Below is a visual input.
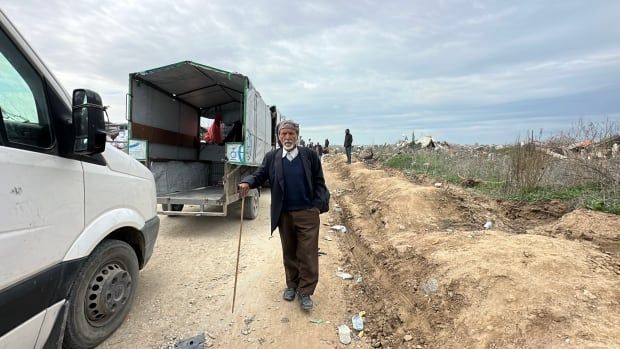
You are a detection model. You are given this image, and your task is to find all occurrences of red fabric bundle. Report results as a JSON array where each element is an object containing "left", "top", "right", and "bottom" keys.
[{"left": 204, "top": 113, "right": 223, "bottom": 144}]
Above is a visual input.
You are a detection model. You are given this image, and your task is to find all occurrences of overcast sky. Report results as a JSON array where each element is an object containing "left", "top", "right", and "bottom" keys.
[{"left": 3, "top": 1, "right": 619, "bottom": 145}]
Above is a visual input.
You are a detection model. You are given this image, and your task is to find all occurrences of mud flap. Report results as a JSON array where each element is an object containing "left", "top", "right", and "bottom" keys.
[{"left": 43, "top": 301, "right": 69, "bottom": 349}]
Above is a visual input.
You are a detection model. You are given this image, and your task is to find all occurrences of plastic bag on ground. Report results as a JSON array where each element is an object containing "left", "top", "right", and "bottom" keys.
[
  {"left": 330, "top": 225, "right": 347, "bottom": 233},
  {"left": 336, "top": 271, "right": 354, "bottom": 280}
]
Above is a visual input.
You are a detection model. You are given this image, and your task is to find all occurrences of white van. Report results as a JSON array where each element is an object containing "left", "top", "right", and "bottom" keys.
[{"left": 0, "top": 10, "right": 159, "bottom": 349}]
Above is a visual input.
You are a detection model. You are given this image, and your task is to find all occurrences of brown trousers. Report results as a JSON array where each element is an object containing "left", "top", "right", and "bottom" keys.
[{"left": 278, "top": 207, "right": 320, "bottom": 295}]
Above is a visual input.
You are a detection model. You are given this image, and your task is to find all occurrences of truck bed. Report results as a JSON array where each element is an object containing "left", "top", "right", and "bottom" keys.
[{"left": 157, "top": 186, "right": 225, "bottom": 206}]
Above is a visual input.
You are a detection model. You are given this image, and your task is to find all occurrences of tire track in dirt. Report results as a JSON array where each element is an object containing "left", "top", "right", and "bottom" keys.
[{"left": 325, "top": 159, "right": 441, "bottom": 348}]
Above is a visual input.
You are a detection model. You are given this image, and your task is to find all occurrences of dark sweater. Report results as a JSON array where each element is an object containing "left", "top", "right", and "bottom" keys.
[
  {"left": 240, "top": 146, "right": 330, "bottom": 233},
  {"left": 282, "top": 156, "right": 312, "bottom": 211}
]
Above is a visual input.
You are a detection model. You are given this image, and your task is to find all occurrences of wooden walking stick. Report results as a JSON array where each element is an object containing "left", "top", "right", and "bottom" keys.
[{"left": 232, "top": 197, "right": 245, "bottom": 313}]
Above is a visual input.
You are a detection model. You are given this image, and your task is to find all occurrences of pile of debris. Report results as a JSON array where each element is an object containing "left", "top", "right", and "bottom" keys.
[
  {"left": 544, "top": 135, "right": 620, "bottom": 159},
  {"left": 353, "top": 136, "right": 450, "bottom": 163},
  {"left": 353, "top": 133, "right": 620, "bottom": 164}
]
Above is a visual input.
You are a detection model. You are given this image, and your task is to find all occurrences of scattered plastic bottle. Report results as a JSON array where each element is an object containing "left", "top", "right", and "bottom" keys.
[
  {"left": 338, "top": 324, "right": 352, "bottom": 345},
  {"left": 352, "top": 313, "right": 364, "bottom": 331}
]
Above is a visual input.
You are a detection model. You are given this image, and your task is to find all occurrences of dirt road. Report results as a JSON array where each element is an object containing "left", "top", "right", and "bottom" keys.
[
  {"left": 100, "top": 190, "right": 368, "bottom": 348},
  {"left": 100, "top": 154, "right": 620, "bottom": 348}
]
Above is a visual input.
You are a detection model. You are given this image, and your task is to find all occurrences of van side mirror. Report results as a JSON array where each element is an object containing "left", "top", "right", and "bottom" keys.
[{"left": 72, "top": 89, "right": 106, "bottom": 154}]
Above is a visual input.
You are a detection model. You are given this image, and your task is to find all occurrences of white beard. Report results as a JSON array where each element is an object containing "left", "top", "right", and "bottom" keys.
[{"left": 283, "top": 143, "right": 296, "bottom": 151}]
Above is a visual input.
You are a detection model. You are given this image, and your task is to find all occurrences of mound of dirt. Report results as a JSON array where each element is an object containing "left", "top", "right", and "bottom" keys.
[
  {"left": 529, "top": 208, "right": 620, "bottom": 256},
  {"left": 323, "top": 156, "right": 620, "bottom": 348}
]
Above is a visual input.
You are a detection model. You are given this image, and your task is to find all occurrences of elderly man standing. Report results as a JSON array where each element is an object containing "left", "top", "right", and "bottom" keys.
[{"left": 238, "top": 120, "right": 330, "bottom": 311}]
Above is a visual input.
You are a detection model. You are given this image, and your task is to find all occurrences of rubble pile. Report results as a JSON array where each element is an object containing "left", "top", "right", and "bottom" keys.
[{"left": 352, "top": 134, "right": 620, "bottom": 165}]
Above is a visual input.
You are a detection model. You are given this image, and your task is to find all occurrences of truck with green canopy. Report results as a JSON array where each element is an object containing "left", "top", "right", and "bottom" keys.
[{"left": 127, "top": 61, "right": 281, "bottom": 218}]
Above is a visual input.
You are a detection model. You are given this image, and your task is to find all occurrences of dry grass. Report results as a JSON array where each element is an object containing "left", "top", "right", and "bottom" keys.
[
  {"left": 505, "top": 134, "right": 550, "bottom": 194},
  {"left": 379, "top": 120, "right": 620, "bottom": 213}
]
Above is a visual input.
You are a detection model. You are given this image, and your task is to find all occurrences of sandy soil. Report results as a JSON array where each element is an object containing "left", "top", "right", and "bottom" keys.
[
  {"left": 324, "top": 154, "right": 620, "bottom": 349},
  {"left": 100, "top": 191, "right": 370, "bottom": 348},
  {"left": 100, "top": 153, "right": 619, "bottom": 348}
]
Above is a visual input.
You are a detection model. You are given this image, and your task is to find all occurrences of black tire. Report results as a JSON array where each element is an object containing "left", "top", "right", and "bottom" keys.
[
  {"left": 63, "top": 240, "right": 139, "bottom": 349},
  {"left": 162, "top": 204, "right": 184, "bottom": 216},
  {"left": 243, "top": 195, "right": 259, "bottom": 220}
]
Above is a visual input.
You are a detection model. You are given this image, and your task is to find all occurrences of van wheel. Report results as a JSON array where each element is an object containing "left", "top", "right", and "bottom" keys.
[
  {"left": 162, "top": 204, "right": 184, "bottom": 216},
  {"left": 243, "top": 195, "right": 259, "bottom": 220},
  {"left": 63, "top": 240, "right": 139, "bottom": 349}
]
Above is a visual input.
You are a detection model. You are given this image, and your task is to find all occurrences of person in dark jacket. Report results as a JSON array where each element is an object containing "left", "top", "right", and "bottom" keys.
[
  {"left": 344, "top": 129, "right": 353, "bottom": 164},
  {"left": 323, "top": 138, "right": 330, "bottom": 154},
  {"left": 238, "top": 120, "right": 330, "bottom": 311}
]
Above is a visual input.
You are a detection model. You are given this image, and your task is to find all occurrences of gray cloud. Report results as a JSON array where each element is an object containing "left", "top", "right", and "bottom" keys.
[{"left": 3, "top": 0, "right": 619, "bottom": 145}]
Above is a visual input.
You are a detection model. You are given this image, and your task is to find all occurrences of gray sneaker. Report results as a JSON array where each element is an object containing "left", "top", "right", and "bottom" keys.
[
  {"left": 298, "top": 293, "right": 313, "bottom": 310},
  {"left": 283, "top": 288, "right": 296, "bottom": 301}
]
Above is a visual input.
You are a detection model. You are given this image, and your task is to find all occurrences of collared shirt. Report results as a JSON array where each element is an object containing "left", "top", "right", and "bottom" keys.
[{"left": 282, "top": 146, "right": 299, "bottom": 161}]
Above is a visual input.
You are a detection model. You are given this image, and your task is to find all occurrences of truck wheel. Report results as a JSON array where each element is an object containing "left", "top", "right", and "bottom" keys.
[
  {"left": 63, "top": 240, "right": 139, "bottom": 349},
  {"left": 243, "top": 195, "right": 259, "bottom": 220},
  {"left": 162, "top": 204, "right": 184, "bottom": 216}
]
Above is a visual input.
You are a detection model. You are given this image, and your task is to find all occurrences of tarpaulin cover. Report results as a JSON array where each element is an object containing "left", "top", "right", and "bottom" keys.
[
  {"left": 133, "top": 61, "right": 245, "bottom": 108},
  {"left": 243, "top": 81, "right": 271, "bottom": 165}
]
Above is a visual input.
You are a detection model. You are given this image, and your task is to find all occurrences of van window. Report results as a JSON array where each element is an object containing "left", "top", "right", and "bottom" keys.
[{"left": 0, "top": 28, "right": 53, "bottom": 149}]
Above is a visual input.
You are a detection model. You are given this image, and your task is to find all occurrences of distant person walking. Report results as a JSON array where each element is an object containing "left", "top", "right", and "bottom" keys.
[
  {"left": 238, "top": 120, "right": 330, "bottom": 311},
  {"left": 344, "top": 129, "right": 353, "bottom": 164}
]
